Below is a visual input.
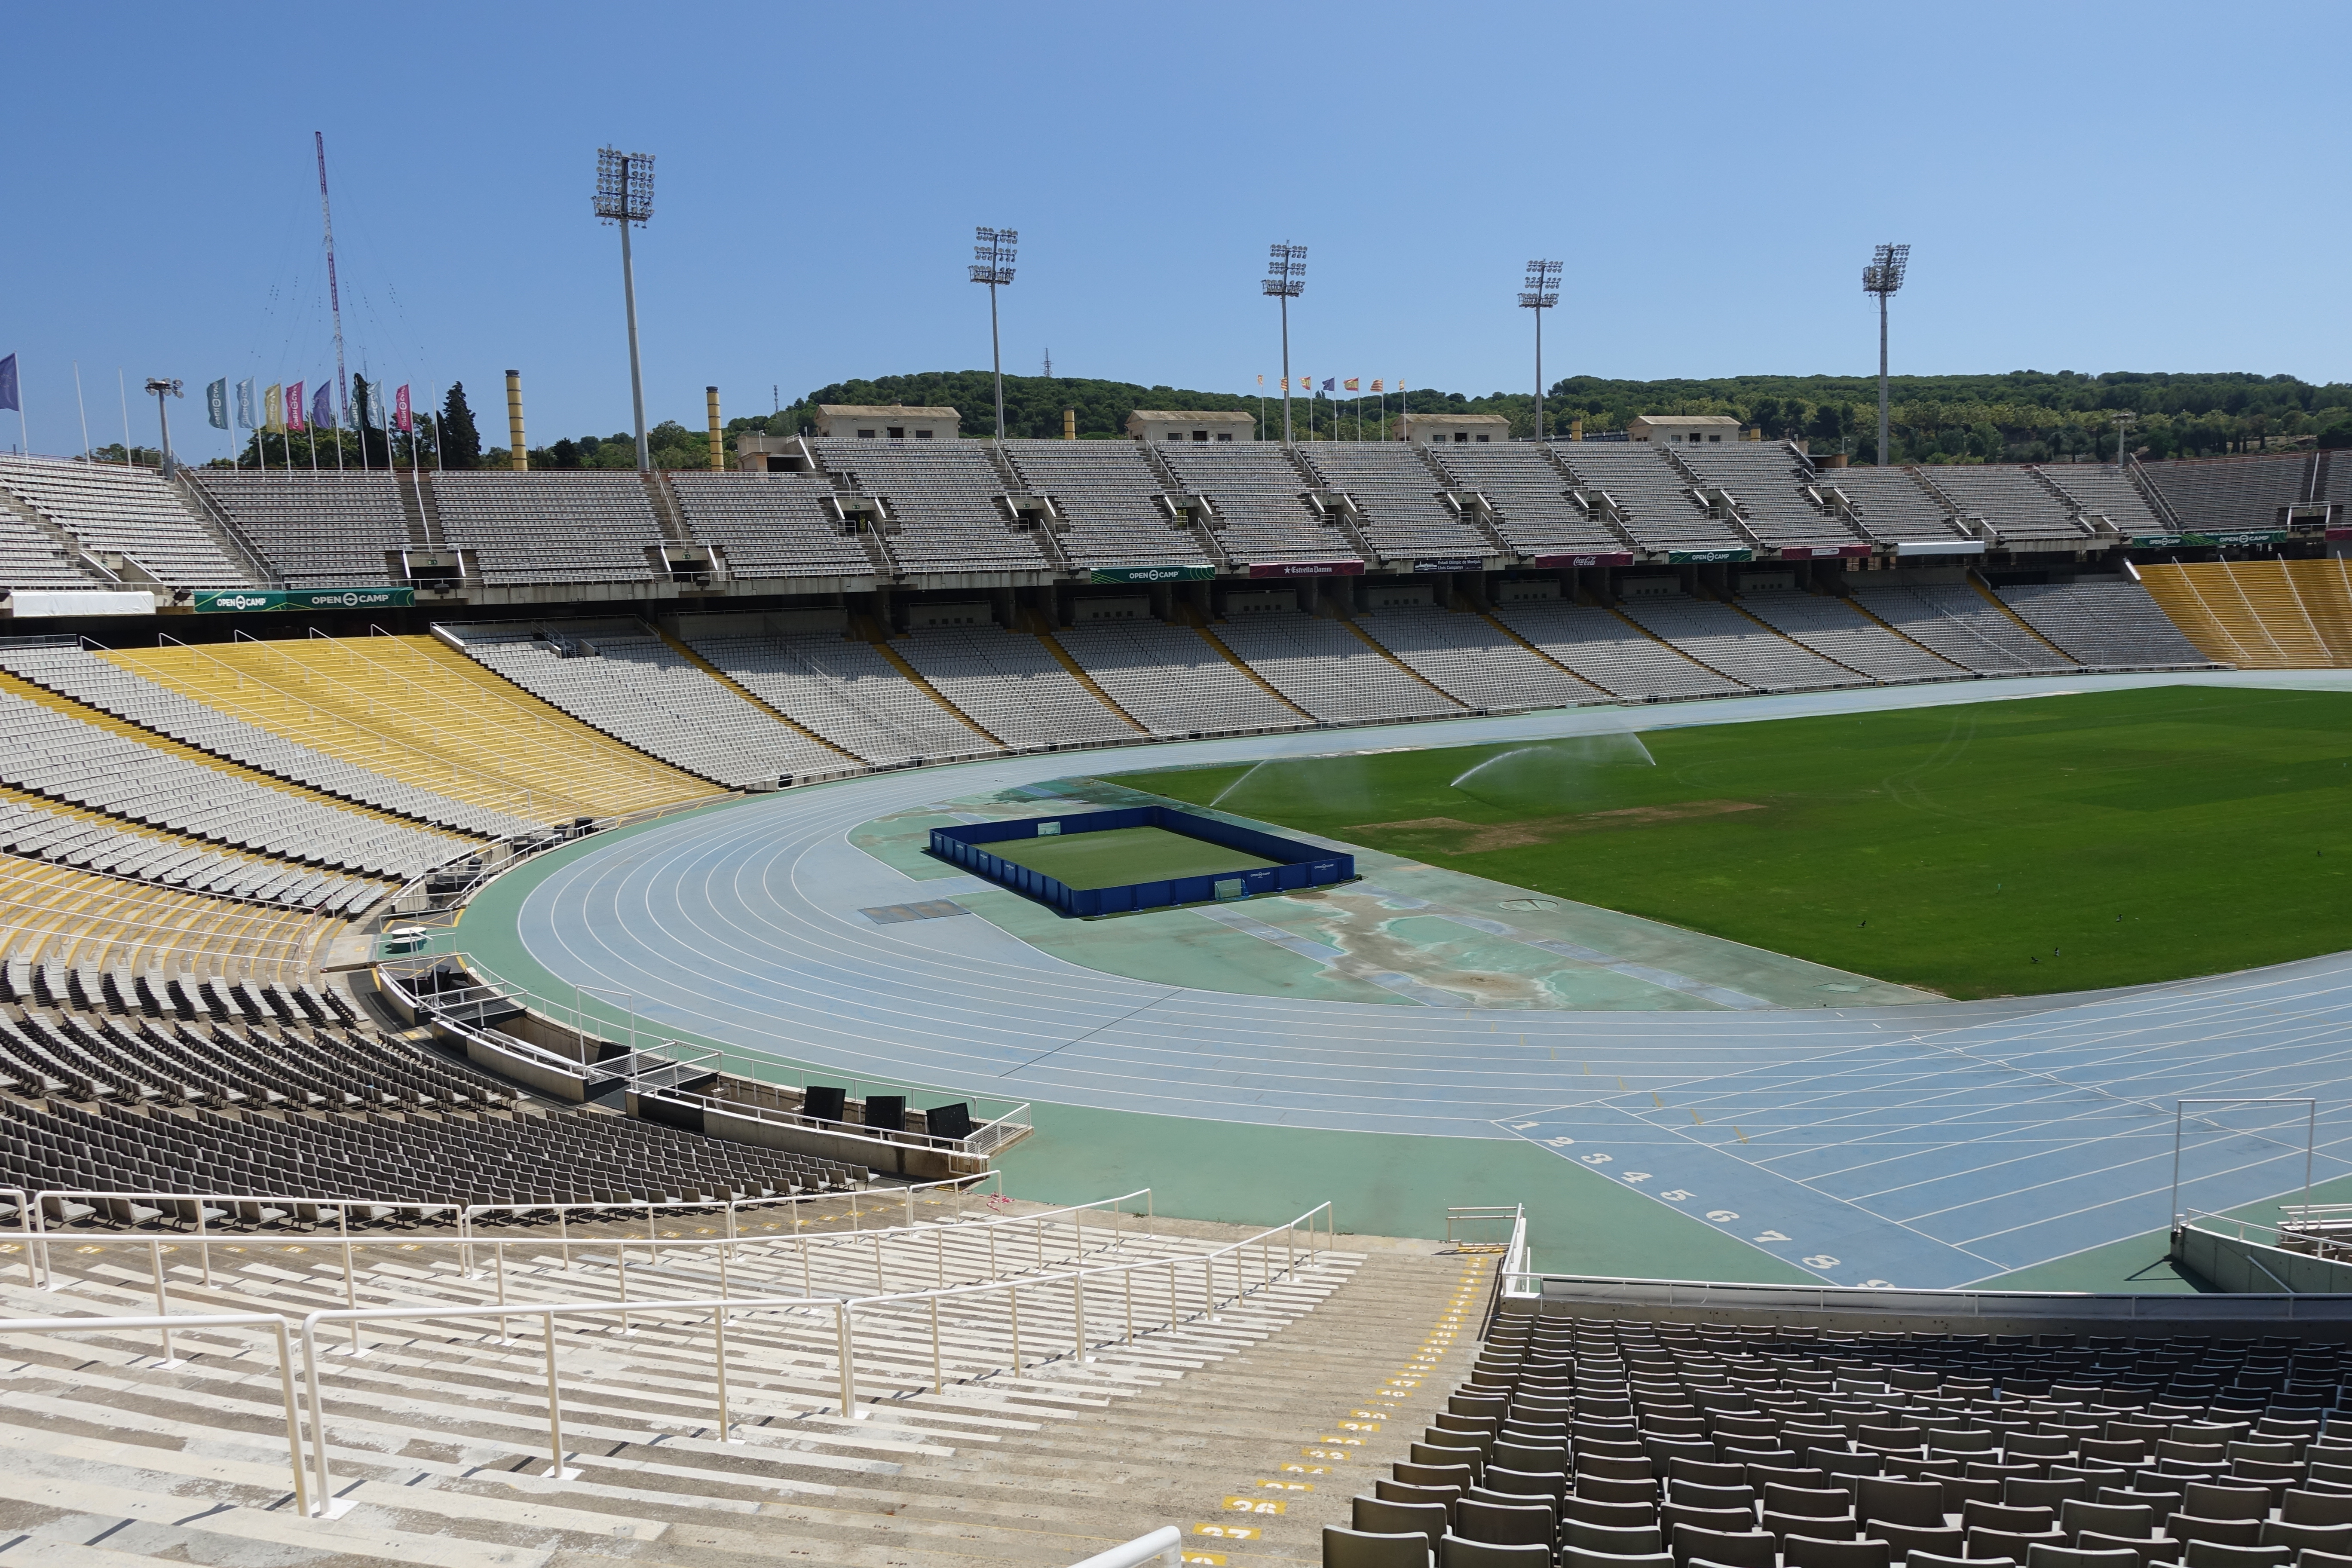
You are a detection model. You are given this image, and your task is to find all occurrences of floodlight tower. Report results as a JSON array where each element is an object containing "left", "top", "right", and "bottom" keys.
[
  {"left": 971, "top": 227, "right": 1017, "bottom": 438},
  {"left": 594, "top": 147, "right": 657, "bottom": 471},
  {"left": 144, "top": 378, "right": 183, "bottom": 475},
  {"left": 2113, "top": 410, "right": 2137, "bottom": 466},
  {"left": 1264, "top": 243, "right": 1306, "bottom": 442},
  {"left": 1520, "top": 260, "right": 1562, "bottom": 441},
  {"left": 1862, "top": 242, "right": 1910, "bottom": 467}
]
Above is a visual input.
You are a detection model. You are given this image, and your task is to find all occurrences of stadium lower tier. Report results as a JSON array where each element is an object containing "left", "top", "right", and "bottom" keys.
[{"left": 1329, "top": 1303, "right": 2352, "bottom": 1568}]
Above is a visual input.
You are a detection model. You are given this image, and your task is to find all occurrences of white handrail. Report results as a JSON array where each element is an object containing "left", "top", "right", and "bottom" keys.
[{"left": 1068, "top": 1526, "right": 1180, "bottom": 1568}]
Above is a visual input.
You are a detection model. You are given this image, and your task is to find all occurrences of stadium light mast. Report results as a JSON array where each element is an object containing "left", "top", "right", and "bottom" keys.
[
  {"left": 144, "top": 377, "right": 182, "bottom": 475},
  {"left": 1264, "top": 243, "right": 1306, "bottom": 443},
  {"left": 594, "top": 147, "right": 657, "bottom": 471},
  {"left": 971, "top": 227, "right": 1017, "bottom": 439},
  {"left": 1862, "top": 242, "right": 1910, "bottom": 467},
  {"left": 2113, "top": 410, "right": 2137, "bottom": 466},
  {"left": 1520, "top": 259, "right": 1561, "bottom": 441}
]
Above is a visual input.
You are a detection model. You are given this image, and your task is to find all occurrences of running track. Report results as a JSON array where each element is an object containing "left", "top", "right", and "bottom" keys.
[{"left": 504, "top": 671, "right": 2352, "bottom": 1289}]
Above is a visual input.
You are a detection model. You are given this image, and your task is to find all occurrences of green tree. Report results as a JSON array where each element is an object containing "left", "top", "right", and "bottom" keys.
[{"left": 441, "top": 383, "right": 483, "bottom": 468}]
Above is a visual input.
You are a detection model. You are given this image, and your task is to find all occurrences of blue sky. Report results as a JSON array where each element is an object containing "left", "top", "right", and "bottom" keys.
[{"left": 4, "top": 2, "right": 2346, "bottom": 459}]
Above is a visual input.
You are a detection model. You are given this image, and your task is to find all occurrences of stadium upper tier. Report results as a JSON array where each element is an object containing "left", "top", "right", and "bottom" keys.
[{"left": 0, "top": 447, "right": 2340, "bottom": 597}]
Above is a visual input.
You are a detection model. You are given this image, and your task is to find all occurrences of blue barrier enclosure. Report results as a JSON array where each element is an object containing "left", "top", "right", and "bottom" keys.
[{"left": 929, "top": 805, "right": 1354, "bottom": 917}]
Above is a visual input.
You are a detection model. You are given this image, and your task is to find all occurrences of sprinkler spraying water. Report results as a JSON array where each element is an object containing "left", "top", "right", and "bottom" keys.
[{"left": 1449, "top": 734, "right": 1656, "bottom": 813}]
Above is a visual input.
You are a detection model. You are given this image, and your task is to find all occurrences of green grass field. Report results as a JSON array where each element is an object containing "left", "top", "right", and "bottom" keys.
[
  {"left": 983, "top": 824, "right": 1282, "bottom": 890},
  {"left": 1110, "top": 686, "right": 2352, "bottom": 998}
]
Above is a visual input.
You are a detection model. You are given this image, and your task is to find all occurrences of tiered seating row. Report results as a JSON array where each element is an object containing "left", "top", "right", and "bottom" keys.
[
  {"left": 0, "top": 457, "right": 252, "bottom": 586},
  {"left": 1618, "top": 597, "right": 1869, "bottom": 692},
  {"left": 2139, "top": 455, "right": 2314, "bottom": 533},
  {"left": 1997, "top": 582, "right": 2217, "bottom": 669},
  {"left": 0, "top": 795, "right": 379, "bottom": 914},
  {"left": 1210, "top": 612, "right": 1467, "bottom": 722},
  {"left": 460, "top": 632, "right": 851, "bottom": 788},
  {"left": 1494, "top": 602, "right": 1748, "bottom": 701},
  {"left": 998, "top": 440, "right": 1214, "bottom": 569},
  {"left": 2037, "top": 466, "right": 2168, "bottom": 536},
  {"left": 0, "top": 643, "right": 529, "bottom": 836},
  {"left": 891, "top": 626, "right": 1141, "bottom": 749},
  {"left": 1355, "top": 608, "right": 1604, "bottom": 712},
  {"left": 1552, "top": 444, "right": 1744, "bottom": 551},
  {"left": 1678, "top": 445, "right": 1869, "bottom": 553},
  {"left": 1917, "top": 467, "right": 2090, "bottom": 545},
  {"left": 1851, "top": 585, "right": 2078, "bottom": 676},
  {"left": 1053, "top": 619, "right": 1309, "bottom": 736},
  {"left": 1334, "top": 1304, "right": 2352, "bottom": 1568},
  {"left": 1299, "top": 444, "right": 1494, "bottom": 560},
  {"left": 1158, "top": 441, "right": 1357, "bottom": 564},
  {"left": 1734, "top": 593, "right": 1966, "bottom": 684},
  {"left": 2135, "top": 560, "right": 2352, "bottom": 668},
  {"left": 0, "top": 689, "right": 475, "bottom": 878},
  {"left": 0, "top": 857, "right": 336, "bottom": 980},
  {"left": 810, "top": 438, "right": 1049, "bottom": 571},
  {"left": 667, "top": 470, "right": 873, "bottom": 579},
  {"left": 188, "top": 470, "right": 411, "bottom": 585},
  {"left": 689, "top": 631, "right": 997, "bottom": 766},
  {"left": 432, "top": 471, "right": 665, "bottom": 584}
]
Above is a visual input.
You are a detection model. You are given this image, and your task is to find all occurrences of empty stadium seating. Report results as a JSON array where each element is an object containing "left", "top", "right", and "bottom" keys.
[
  {"left": 1677, "top": 445, "right": 1871, "bottom": 554},
  {"left": 189, "top": 469, "right": 414, "bottom": 585},
  {"left": 2037, "top": 465, "right": 2169, "bottom": 537},
  {"left": 431, "top": 471, "right": 667, "bottom": 584},
  {"left": 688, "top": 627, "right": 999, "bottom": 765},
  {"left": 0, "top": 687, "right": 475, "bottom": 879},
  {"left": 1428, "top": 444, "right": 1632, "bottom": 555},
  {"left": 0, "top": 856, "right": 339, "bottom": 980},
  {"left": 0, "top": 793, "right": 380, "bottom": 914},
  {"left": 812, "top": 438, "right": 1052, "bottom": 572},
  {"left": 1298, "top": 444, "right": 1497, "bottom": 562},
  {"left": 1354, "top": 606, "right": 1604, "bottom": 711},
  {"left": 1209, "top": 611, "right": 1467, "bottom": 722},
  {"left": 1392, "top": 1298, "right": 2352, "bottom": 1568},
  {"left": 455, "top": 627, "right": 856, "bottom": 787},
  {"left": 2137, "top": 560, "right": 2352, "bottom": 667},
  {"left": 1617, "top": 595, "right": 1869, "bottom": 692},
  {"left": 0, "top": 457, "right": 254, "bottom": 586},
  {"left": 998, "top": 440, "right": 1216, "bottom": 569},
  {"left": 106, "top": 635, "right": 720, "bottom": 822},
  {"left": 0, "top": 496, "right": 103, "bottom": 588},
  {"left": 1552, "top": 444, "right": 1746, "bottom": 552},
  {"left": 0, "top": 641, "right": 530, "bottom": 836},
  {"left": 1996, "top": 581, "right": 2216, "bottom": 669},
  {"left": 1159, "top": 441, "right": 1363, "bottom": 564},
  {"left": 2139, "top": 454, "right": 2315, "bottom": 533},
  {"left": 1734, "top": 592, "right": 1967, "bottom": 683},
  {"left": 665, "top": 469, "right": 876, "bottom": 581},
  {"left": 1492, "top": 600, "right": 1748, "bottom": 701},
  {"left": 1052, "top": 617, "right": 1308, "bottom": 736},
  {"left": 1851, "top": 583, "right": 2079, "bottom": 675},
  {"left": 1915, "top": 467, "right": 2095, "bottom": 547},
  {"left": 891, "top": 625, "right": 1142, "bottom": 749},
  {"left": 1825, "top": 468, "right": 1971, "bottom": 544}
]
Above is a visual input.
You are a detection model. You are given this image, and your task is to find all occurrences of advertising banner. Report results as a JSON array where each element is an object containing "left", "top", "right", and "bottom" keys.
[
  {"left": 1665, "top": 548, "right": 1754, "bottom": 564},
  {"left": 194, "top": 587, "right": 416, "bottom": 614},
  {"left": 1527, "top": 551, "right": 1635, "bottom": 568},
  {"left": 1246, "top": 560, "right": 1366, "bottom": 578},
  {"left": 1410, "top": 557, "right": 1485, "bottom": 574},
  {"left": 1777, "top": 544, "right": 1872, "bottom": 560},
  {"left": 1087, "top": 564, "right": 1216, "bottom": 584}
]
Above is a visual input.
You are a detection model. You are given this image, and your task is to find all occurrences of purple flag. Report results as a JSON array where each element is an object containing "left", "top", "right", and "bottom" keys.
[
  {"left": 312, "top": 381, "right": 334, "bottom": 430},
  {"left": 0, "top": 353, "right": 18, "bottom": 413},
  {"left": 1321, "top": 377, "right": 1335, "bottom": 392}
]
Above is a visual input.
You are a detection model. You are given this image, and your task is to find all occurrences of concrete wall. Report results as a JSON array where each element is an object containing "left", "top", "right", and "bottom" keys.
[{"left": 2176, "top": 1224, "right": 2352, "bottom": 1294}]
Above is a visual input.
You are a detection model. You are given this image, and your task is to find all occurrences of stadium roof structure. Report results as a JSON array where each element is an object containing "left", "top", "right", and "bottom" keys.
[{"left": 818, "top": 404, "right": 960, "bottom": 420}]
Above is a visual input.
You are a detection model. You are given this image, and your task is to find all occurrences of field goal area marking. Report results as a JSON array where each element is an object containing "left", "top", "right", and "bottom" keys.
[{"left": 2169, "top": 1096, "right": 2315, "bottom": 1229}]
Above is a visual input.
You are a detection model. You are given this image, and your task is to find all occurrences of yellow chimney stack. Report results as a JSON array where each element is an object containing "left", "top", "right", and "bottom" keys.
[
  {"left": 505, "top": 369, "right": 527, "bottom": 469},
  {"left": 707, "top": 386, "right": 724, "bottom": 470},
  {"left": 1063, "top": 408, "right": 1076, "bottom": 441}
]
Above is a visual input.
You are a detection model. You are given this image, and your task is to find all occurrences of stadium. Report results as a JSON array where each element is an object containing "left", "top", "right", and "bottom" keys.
[{"left": 6, "top": 34, "right": 2352, "bottom": 1568}]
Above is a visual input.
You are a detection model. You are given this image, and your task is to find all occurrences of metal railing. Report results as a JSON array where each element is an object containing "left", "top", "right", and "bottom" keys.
[
  {"left": 1071, "top": 1527, "right": 1180, "bottom": 1568},
  {"left": 1498, "top": 1267, "right": 2352, "bottom": 1323},
  {"left": 0, "top": 1194, "right": 1334, "bottom": 1520}
]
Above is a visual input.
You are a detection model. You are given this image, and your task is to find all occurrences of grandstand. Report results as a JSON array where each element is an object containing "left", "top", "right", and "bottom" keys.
[
  {"left": 0, "top": 456, "right": 254, "bottom": 586},
  {"left": 891, "top": 622, "right": 1142, "bottom": 748},
  {"left": 1616, "top": 593, "right": 1869, "bottom": 692},
  {"left": 998, "top": 438, "right": 1217, "bottom": 570},
  {"left": 666, "top": 469, "right": 876, "bottom": 582},
  {"left": 2139, "top": 558, "right": 2352, "bottom": 667},
  {"left": 1208, "top": 609, "right": 1467, "bottom": 721},
  {"left": 686, "top": 619, "right": 999, "bottom": 764},
  {"left": 449, "top": 624, "right": 856, "bottom": 787},
  {"left": 188, "top": 469, "right": 416, "bottom": 585},
  {"left": 2139, "top": 452, "right": 2318, "bottom": 533},
  {"left": 1354, "top": 601, "right": 1605, "bottom": 712},
  {"left": 1492, "top": 597, "right": 1749, "bottom": 700},
  {"left": 1054, "top": 615, "right": 1309, "bottom": 735},
  {"left": 1850, "top": 580, "right": 2079, "bottom": 674},
  {"left": 1158, "top": 440, "right": 1362, "bottom": 565},
  {"left": 1296, "top": 443, "right": 1497, "bottom": 563},
  {"left": 1825, "top": 466, "right": 1973, "bottom": 546},
  {"left": 1551, "top": 443, "right": 1748, "bottom": 553},
  {"left": 812, "top": 436, "right": 1054, "bottom": 573},
  {"left": 1675, "top": 443, "right": 1872, "bottom": 555},
  {"left": 1427, "top": 442, "right": 1632, "bottom": 557},
  {"left": 2039, "top": 462, "right": 2170, "bottom": 537},
  {"left": 1914, "top": 465, "right": 2098, "bottom": 549},
  {"left": 1996, "top": 579, "right": 2217, "bottom": 669},
  {"left": 1733, "top": 590, "right": 1966, "bottom": 683}
]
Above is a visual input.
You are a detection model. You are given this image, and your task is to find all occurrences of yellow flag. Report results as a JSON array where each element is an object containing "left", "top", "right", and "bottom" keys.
[
  {"left": 263, "top": 384, "right": 284, "bottom": 433},
  {"left": 1372, "top": 380, "right": 1384, "bottom": 392}
]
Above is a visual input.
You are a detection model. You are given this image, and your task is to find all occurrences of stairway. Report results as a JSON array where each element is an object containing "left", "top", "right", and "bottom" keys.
[{"left": 0, "top": 1206, "right": 1446, "bottom": 1568}]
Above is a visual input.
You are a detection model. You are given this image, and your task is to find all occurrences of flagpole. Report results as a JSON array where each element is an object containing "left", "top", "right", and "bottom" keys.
[
  {"left": 117, "top": 370, "right": 134, "bottom": 469},
  {"left": 73, "top": 363, "right": 91, "bottom": 460}
]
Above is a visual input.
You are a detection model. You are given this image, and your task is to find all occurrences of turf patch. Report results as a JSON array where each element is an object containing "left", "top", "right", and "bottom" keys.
[
  {"left": 980, "top": 823, "right": 1283, "bottom": 890},
  {"left": 1108, "top": 685, "right": 2352, "bottom": 999}
]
